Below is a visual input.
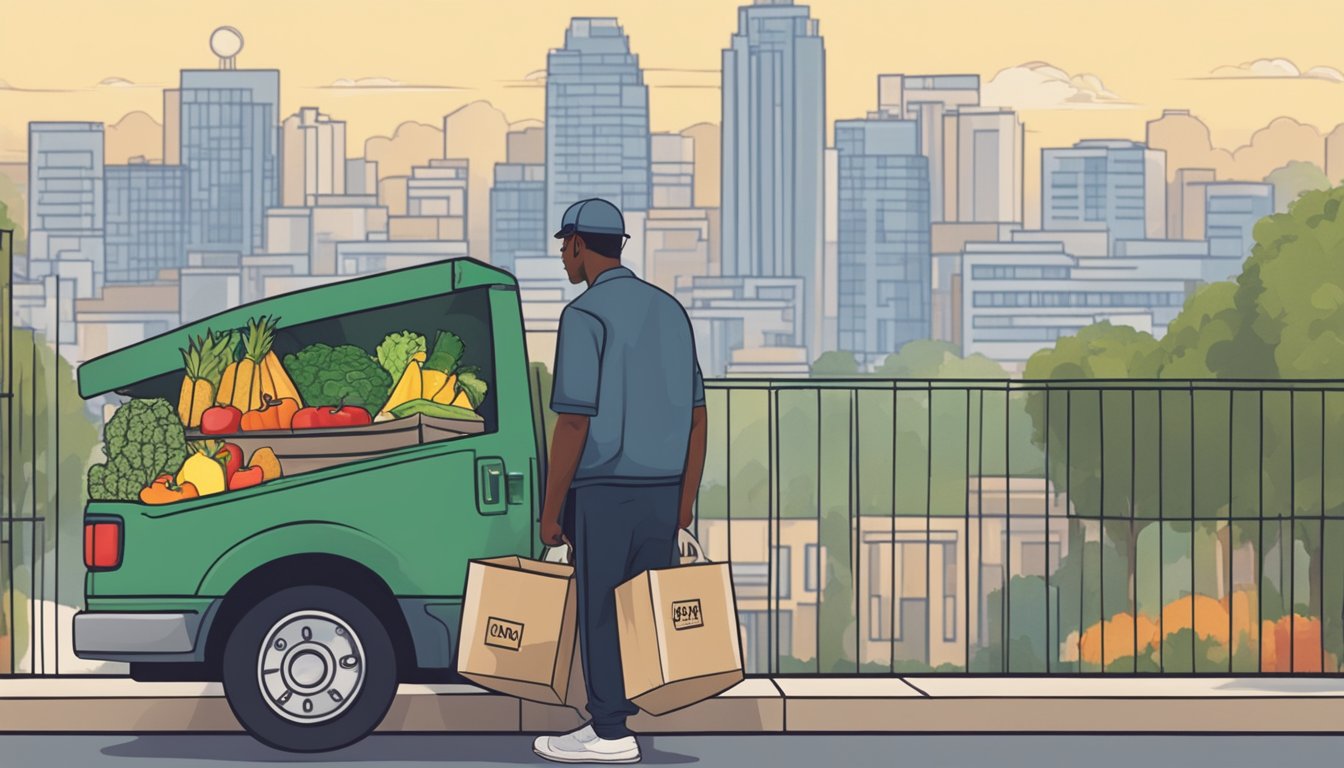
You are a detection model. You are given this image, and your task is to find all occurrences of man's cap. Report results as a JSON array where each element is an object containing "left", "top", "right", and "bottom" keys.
[{"left": 553, "top": 198, "right": 629, "bottom": 239}]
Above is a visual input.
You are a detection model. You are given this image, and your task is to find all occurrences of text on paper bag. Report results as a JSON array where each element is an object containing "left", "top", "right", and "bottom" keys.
[
  {"left": 671, "top": 599, "right": 704, "bottom": 630},
  {"left": 485, "top": 616, "right": 525, "bottom": 650}
]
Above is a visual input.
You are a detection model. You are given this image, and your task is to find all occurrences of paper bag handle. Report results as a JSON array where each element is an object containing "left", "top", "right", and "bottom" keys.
[{"left": 678, "top": 529, "right": 711, "bottom": 565}]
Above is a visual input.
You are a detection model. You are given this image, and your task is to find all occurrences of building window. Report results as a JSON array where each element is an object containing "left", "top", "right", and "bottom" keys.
[{"left": 804, "top": 544, "right": 825, "bottom": 592}]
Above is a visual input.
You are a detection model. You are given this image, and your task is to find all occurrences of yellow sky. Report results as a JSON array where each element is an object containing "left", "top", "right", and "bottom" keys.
[{"left": 2, "top": 0, "right": 1343, "bottom": 173}]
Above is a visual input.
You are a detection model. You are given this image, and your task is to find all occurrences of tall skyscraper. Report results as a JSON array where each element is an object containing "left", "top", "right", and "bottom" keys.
[
  {"left": 179, "top": 69, "right": 280, "bottom": 255},
  {"left": 105, "top": 160, "right": 189, "bottom": 283},
  {"left": 544, "top": 17, "right": 650, "bottom": 234},
  {"left": 491, "top": 126, "right": 547, "bottom": 274},
  {"left": 1042, "top": 139, "right": 1166, "bottom": 247},
  {"left": 721, "top": 0, "right": 826, "bottom": 352},
  {"left": 834, "top": 118, "right": 931, "bottom": 360},
  {"left": 27, "top": 122, "right": 105, "bottom": 298},
  {"left": 281, "top": 107, "right": 347, "bottom": 207}
]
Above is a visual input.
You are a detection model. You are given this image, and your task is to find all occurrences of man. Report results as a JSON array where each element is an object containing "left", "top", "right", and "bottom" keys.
[{"left": 532, "top": 198, "right": 708, "bottom": 764}]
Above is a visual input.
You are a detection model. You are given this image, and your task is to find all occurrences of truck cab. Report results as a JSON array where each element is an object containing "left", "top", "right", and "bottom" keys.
[{"left": 72, "top": 259, "right": 543, "bottom": 751}]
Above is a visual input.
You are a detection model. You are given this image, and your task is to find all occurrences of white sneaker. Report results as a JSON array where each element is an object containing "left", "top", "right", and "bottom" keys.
[{"left": 532, "top": 723, "right": 641, "bottom": 764}]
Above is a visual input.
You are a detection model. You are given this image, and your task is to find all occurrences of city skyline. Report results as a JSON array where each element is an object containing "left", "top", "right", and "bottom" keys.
[{"left": 6, "top": 1, "right": 1344, "bottom": 220}]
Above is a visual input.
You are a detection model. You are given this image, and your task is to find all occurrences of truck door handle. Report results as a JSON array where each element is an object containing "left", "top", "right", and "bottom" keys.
[
  {"left": 506, "top": 472, "right": 525, "bottom": 505},
  {"left": 476, "top": 458, "right": 507, "bottom": 515}
]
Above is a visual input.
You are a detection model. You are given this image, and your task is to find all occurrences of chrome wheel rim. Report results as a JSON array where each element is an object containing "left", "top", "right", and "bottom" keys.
[{"left": 257, "top": 610, "right": 365, "bottom": 723}]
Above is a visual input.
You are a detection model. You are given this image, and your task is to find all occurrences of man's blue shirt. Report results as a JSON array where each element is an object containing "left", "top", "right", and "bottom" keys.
[{"left": 550, "top": 266, "right": 705, "bottom": 486}]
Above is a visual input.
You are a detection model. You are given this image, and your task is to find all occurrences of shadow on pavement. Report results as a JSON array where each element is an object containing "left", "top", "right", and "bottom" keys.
[{"left": 99, "top": 734, "right": 699, "bottom": 764}]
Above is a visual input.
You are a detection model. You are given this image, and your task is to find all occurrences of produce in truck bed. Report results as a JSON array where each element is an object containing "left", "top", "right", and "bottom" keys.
[
  {"left": 219, "top": 316, "right": 279, "bottom": 412},
  {"left": 292, "top": 402, "right": 374, "bottom": 429},
  {"left": 240, "top": 396, "right": 299, "bottom": 431},
  {"left": 380, "top": 329, "right": 489, "bottom": 414},
  {"left": 284, "top": 343, "right": 392, "bottom": 413},
  {"left": 389, "top": 399, "right": 484, "bottom": 422},
  {"left": 380, "top": 353, "right": 425, "bottom": 417},
  {"left": 200, "top": 404, "right": 243, "bottom": 435},
  {"left": 228, "top": 466, "right": 264, "bottom": 491},
  {"left": 248, "top": 447, "right": 282, "bottom": 481},
  {"left": 139, "top": 474, "right": 199, "bottom": 505},
  {"left": 455, "top": 368, "right": 489, "bottom": 409},
  {"left": 88, "top": 398, "right": 191, "bottom": 502},
  {"left": 218, "top": 442, "right": 243, "bottom": 484},
  {"left": 177, "top": 330, "right": 234, "bottom": 428},
  {"left": 178, "top": 441, "right": 228, "bottom": 497},
  {"left": 375, "top": 331, "right": 427, "bottom": 383}
]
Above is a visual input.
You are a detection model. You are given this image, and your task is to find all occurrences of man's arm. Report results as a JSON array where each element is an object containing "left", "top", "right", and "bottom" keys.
[
  {"left": 678, "top": 405, "right": 708, "bottom": 530},
  {"left": 540, "top": 413, "right": 590, "bottom": 547}
]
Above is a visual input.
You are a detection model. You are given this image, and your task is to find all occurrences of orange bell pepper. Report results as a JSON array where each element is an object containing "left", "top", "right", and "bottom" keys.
[{"left": 139, "top": 474, "right": 200, "bottom": 505}]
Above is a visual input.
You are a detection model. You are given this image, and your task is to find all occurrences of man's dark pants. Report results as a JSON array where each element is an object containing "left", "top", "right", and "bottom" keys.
[{"left": 562, "top": 482, "right": 680, "bottom": 740}]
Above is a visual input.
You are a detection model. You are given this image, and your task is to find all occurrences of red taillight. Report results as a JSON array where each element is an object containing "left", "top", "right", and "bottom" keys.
[{"left": 84, "top": 521, "right": 122, "bottom": 570}]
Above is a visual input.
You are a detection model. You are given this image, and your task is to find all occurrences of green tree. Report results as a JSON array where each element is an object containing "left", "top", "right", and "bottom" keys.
[
  {"left": 1264, "top": 161, "right": 1331, "bottom": 215},
  {"left": 811, "top": 350, "right": 859, "bottom": 376},
  {"left": 0, "top": 173, "right": 24, "bottom": 254}
]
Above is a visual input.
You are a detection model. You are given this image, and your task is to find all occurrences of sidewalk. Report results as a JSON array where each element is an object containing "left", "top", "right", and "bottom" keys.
[{"left": 3, "top": 677, "right": 1344, "bottom": 734}]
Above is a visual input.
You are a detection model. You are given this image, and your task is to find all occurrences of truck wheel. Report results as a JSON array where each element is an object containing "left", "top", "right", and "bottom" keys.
[{"left": 221, "top": 585, "right": 397, "bottom": 752}]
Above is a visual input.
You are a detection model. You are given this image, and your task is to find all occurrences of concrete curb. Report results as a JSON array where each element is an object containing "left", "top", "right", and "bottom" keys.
[{"left": 2, "top": 677, "right": 1343, "bottom": 734}]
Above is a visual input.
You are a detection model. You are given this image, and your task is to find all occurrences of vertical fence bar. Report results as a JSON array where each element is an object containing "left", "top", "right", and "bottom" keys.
[
  {"left": 977, "top": 390, "right": 985, "bottom": 669},
  {"left": 1099, "top": 387, "right": 1107, "bottom": 672},
  {"left": 767, "top": 387, "right": 776, "bottom": 675},
  {"left": 1322, "top": 389, "right": 1328, "bottom": 674},
  {"left": 1190, "top": 384, "right": 1196, "bottom": 671},
  {"left": 1158, "top": 389, "right": 1165, "bottom": 672},
  {"left": 891, "top": 384, "right": 898, "bottom": 670},
  {"left": 851, "top": 387, "right": 860, "bottom": 674},
  {"left": 1004, "top": 381, "right": 1012, "bottom": 671},
  {"left": 926, "top": 382, "right": 934, "bottom": 674},
  {"left": 964, "top": 386, "right": 972, "bottom": 672},
  {"left": 1131, "top": 388, "right": 1138, "bottom": 674},
  {"left": 1044, "top": 385, "right": 1052, "bottom": 674},
  {"left": 1228, "top": 389, "right": 1235, "bottom": 675},
  {"left": 814, "top": 388, "right": 821, "bottom": 675},
  {"left": 1290, "top": 389, "right": 1296, "bottom": 673},
  {"left": 1258, "top": 389, "right": 1265, "bottom": 674}
]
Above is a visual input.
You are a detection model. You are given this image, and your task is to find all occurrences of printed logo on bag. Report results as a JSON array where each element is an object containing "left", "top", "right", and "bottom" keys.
[
  {"left": 484, "top": 617, "right": 524, "bottom": 650},
  {"left": 671, "top": 599, "right": 704, "bottom": 630}
]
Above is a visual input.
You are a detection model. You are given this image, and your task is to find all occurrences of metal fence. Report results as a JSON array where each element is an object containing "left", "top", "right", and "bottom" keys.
[{"left": 694, "top": 379, "right": 1344, "bottom": 676}]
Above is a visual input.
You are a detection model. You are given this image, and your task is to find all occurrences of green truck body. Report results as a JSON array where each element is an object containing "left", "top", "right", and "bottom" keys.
[{"left": 73, "top": 259, "right": 544, "bottom": 690}]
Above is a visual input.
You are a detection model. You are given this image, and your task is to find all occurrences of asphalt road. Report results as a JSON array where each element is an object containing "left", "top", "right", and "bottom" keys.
[{"left": 0, "top": 734, "right": 1341, "bottom": 767}]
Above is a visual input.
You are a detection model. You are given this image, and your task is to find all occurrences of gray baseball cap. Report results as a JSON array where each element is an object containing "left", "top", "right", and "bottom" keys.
[{"left": 553, "top": 198, "right": 629, "bottom": 239}]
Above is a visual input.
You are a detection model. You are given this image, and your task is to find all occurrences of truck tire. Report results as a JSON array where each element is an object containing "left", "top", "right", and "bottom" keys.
[{"left": 221, "top": 585, "right": 398, "bottom": 752}]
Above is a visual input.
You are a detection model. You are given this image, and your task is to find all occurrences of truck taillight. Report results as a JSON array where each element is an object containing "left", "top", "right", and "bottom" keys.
[{"left": 84, "top": 520, "right": 122, "bottom": 570}]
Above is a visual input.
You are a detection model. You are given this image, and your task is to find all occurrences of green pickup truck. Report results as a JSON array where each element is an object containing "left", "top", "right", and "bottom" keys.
[{"left": 73, "top": 259, "right": 545, "bottom": 752}]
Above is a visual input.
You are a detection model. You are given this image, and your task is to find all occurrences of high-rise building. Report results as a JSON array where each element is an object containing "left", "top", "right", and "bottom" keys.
[
  {"left": 875, "top": 74, "right": 1024, "bottom": 225},
  {"left": 27, "top": 122, "right": 105, "bottom": 298},
  {"left": 721, "top": 0, "right": 826, "bottom": 354},
  {"left": 834, "top": 118, "right": 931, "bottom": 361},
  {"left": 1201, "top": 181, "right": 1274, "bottom": 259},
  {"left": 105, "top": 160, "right": 189, "bottom": 283},
  {"left": 1041, "top": 139, "right": 1166, "bottom": 247},
  {"left": 490, "top": 163, "right": 546, "bottom": 274},
  {"left": 544, "top": 17, "right": 650, "bottom": 232},
  {"left": 281, "top": 107, "right": 347, "bottom": 207},
  {"left": 1168, "top": 167, "right": 1216, "bottom": 240},
  {"left": 179, "top": 69, "right": 280, "bottom": 255}
]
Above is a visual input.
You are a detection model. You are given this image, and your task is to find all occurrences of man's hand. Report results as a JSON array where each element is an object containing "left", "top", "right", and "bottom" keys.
[{"left": 540, "top": 517, "right": 566, "bottom": 547}]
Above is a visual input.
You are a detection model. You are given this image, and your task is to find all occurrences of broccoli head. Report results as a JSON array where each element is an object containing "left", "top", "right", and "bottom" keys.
[
  {"left": 88, "top": 398, "right": 190, "bottom": 501},
  {"left": 283, "top": 343, "right": 393, "bottom": 412}
]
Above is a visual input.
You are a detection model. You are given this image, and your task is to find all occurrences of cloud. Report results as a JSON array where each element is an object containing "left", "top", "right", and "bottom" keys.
[
  {"left": 106, "top": 111, "right": 163, "bottom": 164},
  {"left": 982, "top": 61, "right": 1132, "bottom": 110},
  {"left": 1203, "top": 58, "right": 1344, "bottom": 83},
  {"left": 1146, "top": 110, "right": 1342, "bottom": 183},
  {"left": 0, "top": 79, "right": 74, "bottom": 93},
  {"left": 318, "top": 77, "right": 468, "bottom": 92},
  {"left": 96, "top": 76, "right": 159, "bottom": 89},
  {"left": 502, "top": 69, "right": 548, "bottom": 89}
]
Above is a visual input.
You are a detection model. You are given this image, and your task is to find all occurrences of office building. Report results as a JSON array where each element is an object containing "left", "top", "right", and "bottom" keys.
[
  {"left": 962, "top": 234, "right": 1207, "bottom": 368},
  {"left": 27, "top": 122, "right": 105, "bottom": 298},
  {"left": 834, "top": 118, "right": 931, "bottom": 362},
  {"left": 930, "top": 222, "right": 1020, "bottom": 346},
  {"left": 490, "top": 163, "right": 546, "bottom": 274},
  {"left": 264, "top": 195, "right": 389, "bottom": 277},
  {"left": 1042, "top": 140, "right": 1166, "bottom": 246},
  {"left": 345, "top": 158, "right": 379, "bottom": 196},
  {"left": 179, "top": 69, "right": 280, "bottom": 255},
  {"left": 643, "top": 208, "right": 719, "bottom": 298},
  {"left": 1201, "top": 181, "right": 1274, "bottom": 259},
  {"left": 721, "top": 0, "right": 826, "bottom": 355},
  {"left": 652, "top": 133, "right": 695, "bottom": 209},
  {"left": 105, "top": 160, "right": 189, "bottom": 283},
  {"left": 1167, "top": 168, "right": 1216, "bottom": 240},
  {"left": 875, "top": 74, "right": 1024, "bottom": 225},
  {"left": 389, "top": 159, "right": 468, "bottom": 243},
  {"left": 545, "top": 17, "right": 650, "bottom": 233},
  {"left": 680, "top": 276, "right": 809, "bottom": 377},
  {"left": 281, "top": 107, "right": 346, "bottom": 207}
]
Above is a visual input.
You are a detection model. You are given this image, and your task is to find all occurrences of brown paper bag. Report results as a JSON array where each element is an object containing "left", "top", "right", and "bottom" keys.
[
  {"left": 614, "top": 562, "right": 745, "bottom": 716},
  {"left": 456, "top": 556, "right": 586, "bottom": 711}
]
